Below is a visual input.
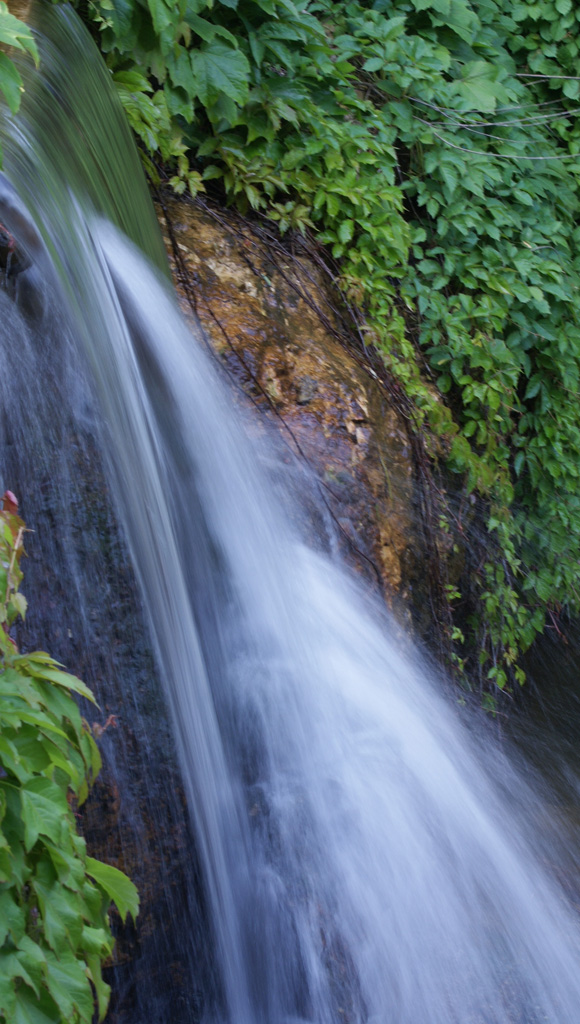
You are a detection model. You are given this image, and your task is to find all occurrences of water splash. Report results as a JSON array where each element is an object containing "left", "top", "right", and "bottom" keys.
[{"left": 2, "top": 6, "right": 580, "bottom": 1023}]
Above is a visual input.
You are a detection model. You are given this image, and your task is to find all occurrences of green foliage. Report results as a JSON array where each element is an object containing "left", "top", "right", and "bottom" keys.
[
  {"left": 42, "top": 0, "right": 580, "bottom": 686},
  {"left": 0, "top": 2, "right": 38, "bottom": 163},
  {"left": 0, "top": 499, "right": 138, "bottom": 1024}
]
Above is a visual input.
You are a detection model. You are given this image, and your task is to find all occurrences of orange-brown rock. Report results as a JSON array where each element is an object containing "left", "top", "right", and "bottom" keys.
[
  {"left": 157, "top": 195, "right": 431, "bottom": 633},
  {"left": 7, "top": 1, "right": 30, "bottom": 19}
]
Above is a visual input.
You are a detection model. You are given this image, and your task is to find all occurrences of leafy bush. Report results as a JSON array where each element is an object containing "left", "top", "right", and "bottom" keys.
[{"left": 0, "top": 493, "right": 138, "bottom": 1024}]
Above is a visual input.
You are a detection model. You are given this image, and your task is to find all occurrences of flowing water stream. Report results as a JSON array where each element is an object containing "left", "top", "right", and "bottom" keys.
[{"left": 2, "top": 6, "right": 580, "bottom": 1024}]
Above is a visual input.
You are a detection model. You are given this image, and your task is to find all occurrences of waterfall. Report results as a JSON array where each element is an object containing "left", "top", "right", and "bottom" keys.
[{"left": 2, "top": 6, "right": 580, "bottom": 1023}]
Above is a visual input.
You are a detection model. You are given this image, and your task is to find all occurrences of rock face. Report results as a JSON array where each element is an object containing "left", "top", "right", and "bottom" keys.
[{"left": 157, "top": 195, "right": 431, "bottom": 634}]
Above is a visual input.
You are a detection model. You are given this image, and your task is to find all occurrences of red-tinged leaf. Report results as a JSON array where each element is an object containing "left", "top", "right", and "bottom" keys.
[{"left": 2, "top": 490, "right": 18, "bottom": 513}]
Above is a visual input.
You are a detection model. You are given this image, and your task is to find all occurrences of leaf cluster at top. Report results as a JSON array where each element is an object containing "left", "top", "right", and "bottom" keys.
[
  {"left": 0, "top": 2, "right": 38, "bottom": 164},
  {"left": 0, "top": 503, "right": 138, "bottom": 1024}
]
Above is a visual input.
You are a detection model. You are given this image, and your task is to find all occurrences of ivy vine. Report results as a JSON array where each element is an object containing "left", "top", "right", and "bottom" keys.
[{"left": 0, "top": 493, "right": 138, "bottom": 1024}]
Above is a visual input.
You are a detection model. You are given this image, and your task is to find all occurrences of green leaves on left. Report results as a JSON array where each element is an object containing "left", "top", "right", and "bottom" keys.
[
  {"left": 0, "top": 1, "right": 38, "bottom": 166},
  {"left": 0, "top": 2, "right": 37, "bottom": 113},
  {"left": 0, "top": 493, "right": 138, "bottom": 1024}
]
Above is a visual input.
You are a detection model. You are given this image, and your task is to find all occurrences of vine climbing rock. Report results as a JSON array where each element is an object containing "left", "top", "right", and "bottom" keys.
[{"left": 158, "top": 195, "right": 443, "bottom": 639}]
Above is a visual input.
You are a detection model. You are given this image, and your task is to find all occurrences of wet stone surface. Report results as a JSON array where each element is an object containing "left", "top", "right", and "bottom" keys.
[
  {"left": 158, "top": 195, "right": 431, "bottom": 634},
  {"left": 0, "top": 283, "right": 209, "bottom": 1024}
]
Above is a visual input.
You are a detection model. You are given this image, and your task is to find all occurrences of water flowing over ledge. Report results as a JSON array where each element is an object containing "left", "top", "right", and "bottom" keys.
[{"left": 2, "top": 5, "right": 580, "bottom": 1023}]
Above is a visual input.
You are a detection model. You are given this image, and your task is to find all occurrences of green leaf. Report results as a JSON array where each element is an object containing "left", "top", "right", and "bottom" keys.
[
  {"left": 363, "top": 57, "right": 384, "bottom": 73},
  {"left": 188, "top": 12, "right": 218, "bottom": 41},
  {"left": 11, "top": 726, "right": 51, "bottom": 775},
  {"left": 33, "top": 872, "right": 84, "bottom": 953},
  {"left": 15, "top": 938, "right": 46, "bottom": 999},
  {"left": 44, "top": 949, "right": 94, "bottom": 1024},
  {"left": 44, "top": 841, "right": 86, "bottom": 888},
  {"left": 513, "top": 451, "right": 525, "bottom": 477},
  {"left": 39, "top": 737, "right": 81, "bottom": 792},
  {"left": 0, "top": 949, "right": 37, "bottom": 999},
  {"left": 0, "top": 889, "right": 25, "bottom": 946},
  {"left": 0, "top": 669, "right": 42, "bottom": 706},
  {"left": 190, "top": 41, "right": 250, "bottom": 107},
  {"left": 166, "top": 47, "right": 196, "bottom": 96},
  {"left": 15, "top": 651, "right": 57, "bottom": 666},
  {"left": 413, "top": 0, "right": 449, "bottom": 10},
  {"left": 86, "top": 954, "right": 111, "bottom": 1023},
  {"left": 0, "top": 3, "right": 38, "bottom": 63},
  {"left": 338, "top": 219, "right": 354, "bottom": 244},
  {"left": 0, "top": 52, "right": 23, "bottom": 115},
  {"left": 0, "top": 969, "right": 16, "bottom": 1022},
  {"left": 15, "top": 660, "right": 97, "bottom": 704},
  {"left": 12, "top": 986, "right": 58, "bottom": 1024},
  {"left": 112, "top": 70, "right": 153, "bottom": 94},
  {"left": 147, "top": 0, "right": 174, "bottom": 36},
  {"left": 563, "top": 79, "right": 580, "bottom": 100},
  {"left": 80, "top": 925, "right": 112, "bottom": 957},
  {"left": 454, "top": 61, "right": 510, "bottom": 113},
  {"left": 20, "top": 778, "right": 69, "bottom": 851},
  {"left": 190, "top": 13, "right": 238, "bottom": 46},
  {"left": 85, "top": 858, "right": 139, "bottom": 923},
  {"left": 524, "top": 377, "right": 541, "bottom": 401}
]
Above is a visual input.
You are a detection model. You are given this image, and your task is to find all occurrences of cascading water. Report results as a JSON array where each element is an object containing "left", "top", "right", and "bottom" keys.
[{"left": 3, "top": 6, "right": 580, "bottom": 1023}]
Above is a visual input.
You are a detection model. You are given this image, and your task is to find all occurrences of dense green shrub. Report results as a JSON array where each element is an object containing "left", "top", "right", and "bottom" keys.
[{"left": 0, "top": 494, "right": 138, "bottom": 1024}]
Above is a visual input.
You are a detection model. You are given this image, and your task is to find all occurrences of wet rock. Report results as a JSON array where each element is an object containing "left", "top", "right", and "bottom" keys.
[
  {"left": 3, "top": 348, "right": 207, "bottom": 1023},
  {"left": 7, "top": 1, "right": 31, "bottom": 20},
  {"left": 157, "top": 195, "right": 431, "bottom": 634}
]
